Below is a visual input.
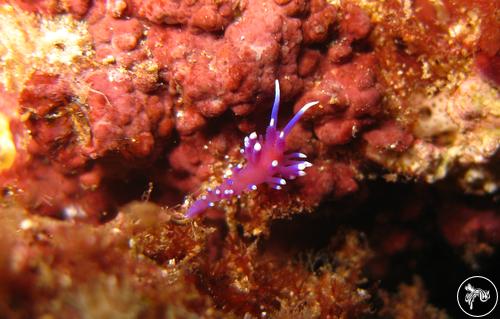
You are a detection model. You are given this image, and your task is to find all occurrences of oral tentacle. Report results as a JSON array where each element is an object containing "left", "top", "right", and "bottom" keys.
[
  {"left": 267, "top": 177, "right": 286, "bottom": 186},
  {"left": 286, "top": 152, "right": 307, "bottom": 159},
  {"left": 279, "top": 161, "right": 312, "bottom": 177},
  {"left": 283, "top": 159, "right": 312, "bottom": 167}
]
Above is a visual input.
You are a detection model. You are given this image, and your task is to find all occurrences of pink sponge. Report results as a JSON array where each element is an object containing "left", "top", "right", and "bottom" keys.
[{"left": 186, "top": 80, "right": 318, "bottom": 218}]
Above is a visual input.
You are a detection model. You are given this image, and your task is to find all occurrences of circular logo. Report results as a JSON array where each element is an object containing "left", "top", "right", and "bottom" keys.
[{"left": 457, "top": 276, "right": 498, "bottom": 317}]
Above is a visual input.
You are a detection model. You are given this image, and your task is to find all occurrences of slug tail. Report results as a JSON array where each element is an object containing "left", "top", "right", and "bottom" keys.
[{"left": 185, "top": 199, "right": 209, "bottom": 218}]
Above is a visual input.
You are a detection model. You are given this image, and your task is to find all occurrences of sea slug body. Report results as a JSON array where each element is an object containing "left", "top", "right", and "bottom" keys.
[{"left": 186, "top": 80, "right": 318, "bottom": 218}]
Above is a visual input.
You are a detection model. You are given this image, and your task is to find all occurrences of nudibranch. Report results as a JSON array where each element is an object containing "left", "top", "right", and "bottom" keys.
[{"left": 186, "top": 80, "right": 318, "bottom": 218}]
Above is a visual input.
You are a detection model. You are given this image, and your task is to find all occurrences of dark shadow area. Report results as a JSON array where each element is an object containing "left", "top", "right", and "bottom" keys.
[{"left": 261, "top": 180, "right": 500, "bottom": 317}]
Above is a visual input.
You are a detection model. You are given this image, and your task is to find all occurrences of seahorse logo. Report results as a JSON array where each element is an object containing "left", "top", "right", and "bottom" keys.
[
  {"left": 457, "top": 276, "right": 498, "bottom": 317},
  {"left": 464, "top": 283, "right": 490, "bottom": 310}
]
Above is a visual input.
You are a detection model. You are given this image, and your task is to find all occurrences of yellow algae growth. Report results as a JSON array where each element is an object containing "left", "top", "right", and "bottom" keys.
[
  {"left": 0, "top": 4, "right": 93, "bottom": 93},
  {"left": 377, "top": 74, "right": 500, "bottom": 189},
  {"left": 0, "top": 113, "right": 15, "bottom": 171}
]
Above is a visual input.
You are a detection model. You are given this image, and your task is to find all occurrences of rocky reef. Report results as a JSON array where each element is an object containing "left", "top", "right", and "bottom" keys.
[{"left": 0, "top": 0, "right": 498, "bottom": 317}]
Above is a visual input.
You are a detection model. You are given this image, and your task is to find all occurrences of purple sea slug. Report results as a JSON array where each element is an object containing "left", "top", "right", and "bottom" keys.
[{"left": 186, "top": 80, "right": 319, "bottom": 218}]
